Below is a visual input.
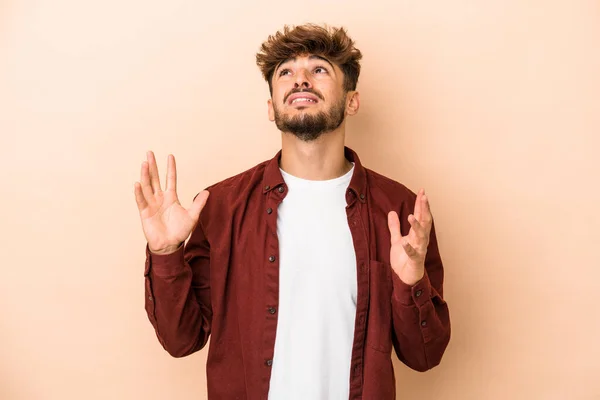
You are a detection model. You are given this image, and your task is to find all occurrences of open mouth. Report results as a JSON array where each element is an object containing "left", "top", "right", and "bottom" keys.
[
  {"left": 291, "top": 97, "right": 318, "bottom": 105},
  {"left": 287, "top": 92, "right": 320, "bottom": 106}
]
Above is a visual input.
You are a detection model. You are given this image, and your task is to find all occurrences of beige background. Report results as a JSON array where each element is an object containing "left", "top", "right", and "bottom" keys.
[{"left": 1, "top": 0, "right": 599, "bottom": 399}]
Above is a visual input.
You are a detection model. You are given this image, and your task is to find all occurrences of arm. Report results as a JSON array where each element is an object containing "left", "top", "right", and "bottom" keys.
[
  {"left": 390, "top": 221, "right": 450, "bottom": 371},
  {"left": 144, "top": 219, "right": 212, "bottom": 358},
  {"left": 387, "top": 189, "right": 450, "bottom": 371},
  {"left": 133, "top": 150, "right": 211, "bottom": 358}
]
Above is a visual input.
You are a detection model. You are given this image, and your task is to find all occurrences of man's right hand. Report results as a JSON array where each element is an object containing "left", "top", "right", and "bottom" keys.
[{"left": 134, "top": 151, "right": 210, "bottom": 255}]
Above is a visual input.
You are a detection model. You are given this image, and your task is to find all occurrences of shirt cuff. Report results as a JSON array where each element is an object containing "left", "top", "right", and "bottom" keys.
[
  {"left": 392, "top": 269, "right": 432, "bottom": 307},
  {"left": 144, "top": 243, "right": 186, "bottom": 277}
]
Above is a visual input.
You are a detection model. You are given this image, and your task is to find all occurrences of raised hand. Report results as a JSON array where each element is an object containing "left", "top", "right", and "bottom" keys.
[
  {"left": 134, "top": 151, "right": 209, "bottom": 255},
  {"left": 387, "top": 189, "right": 433, "bottom": 286}
]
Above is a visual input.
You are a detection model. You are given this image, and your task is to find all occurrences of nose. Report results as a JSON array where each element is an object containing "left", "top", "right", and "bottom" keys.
[{"left": 294, "top": 68, "right": 312, "bottom": 89}]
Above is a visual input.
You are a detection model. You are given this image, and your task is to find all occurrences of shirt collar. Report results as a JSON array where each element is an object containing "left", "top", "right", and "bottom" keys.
[{"left": 262, "top": 146, "right": 367, "bottom": 203}]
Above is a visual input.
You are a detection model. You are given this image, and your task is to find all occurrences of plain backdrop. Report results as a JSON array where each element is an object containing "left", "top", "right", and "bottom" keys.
[{"left": 1, "top": 0, "right": 599, "bottom": 399}]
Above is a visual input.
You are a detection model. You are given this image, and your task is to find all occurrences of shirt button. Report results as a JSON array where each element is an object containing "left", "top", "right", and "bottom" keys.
[
  {"left": 269, "top": 255, "right": 276, "bottom": 262},
  {"left": 421, "top": 320, "right": 427, "bottom": 327},
  {"left": 360, "top": 193, "right": 365, "bottom": 200},
  {"left": 264, "top": 185, "right": 270, "bottom": 190},
  {"left": 415, "top": 290, "right": 422, "bottom": 297},
  {"left": 266, "top": 208, "right": 273, "bottom": 214},
  {"left": 268, "top": 307, "right": 277, "bottom": 314},
  {"left": 148, "top": 295, "right": 153, "bottom": 301},
  {"left": 278, "top": 186, "right": 285, "bottom": 193},
  {"left": 266, "top": 359, "right": 273, "bottom": 366}
]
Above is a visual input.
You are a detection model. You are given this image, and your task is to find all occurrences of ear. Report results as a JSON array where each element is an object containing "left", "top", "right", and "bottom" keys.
[
  {"left": 346, "top": 91, "right": 360, "bottom": 116},
  {"left": 267, "top": 98, "right": 275, "bottom": 122}
]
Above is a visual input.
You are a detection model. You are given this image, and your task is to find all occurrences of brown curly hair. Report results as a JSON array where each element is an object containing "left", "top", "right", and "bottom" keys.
[{"left": 256, "top": 23, "right": 363, "bottom": 95}]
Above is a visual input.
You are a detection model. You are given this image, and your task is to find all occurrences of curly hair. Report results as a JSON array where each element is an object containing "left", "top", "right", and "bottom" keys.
[{"left": 256, "top": 23, "right": 363, "bottom": 95}]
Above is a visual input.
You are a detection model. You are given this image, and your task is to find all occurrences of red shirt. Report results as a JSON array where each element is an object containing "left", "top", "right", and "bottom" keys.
[{"left": 144, "top": 146, "right": 450, "bottom": 399}]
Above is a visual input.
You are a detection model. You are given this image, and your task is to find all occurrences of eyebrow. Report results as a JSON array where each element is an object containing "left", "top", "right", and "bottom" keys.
[{"left": 274, "top": 55, "right": 335, "bottom": 76}]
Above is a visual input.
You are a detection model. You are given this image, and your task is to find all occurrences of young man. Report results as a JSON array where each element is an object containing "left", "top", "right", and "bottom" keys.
[{"left": 134, "top": 23, "right": 450, "bottom": 400}]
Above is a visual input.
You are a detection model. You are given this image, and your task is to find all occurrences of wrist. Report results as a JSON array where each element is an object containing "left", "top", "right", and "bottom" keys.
[
  {"left": 148, "top": 243, "right": 182, "bottom": 255},
  {"left": 394, "top": 266, "right": 425, "bottom": 287}
]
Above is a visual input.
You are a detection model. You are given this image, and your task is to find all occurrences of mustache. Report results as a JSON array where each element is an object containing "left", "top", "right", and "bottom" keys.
[{"left": 283, "top": 88, "right": 324, "bottom": 104}]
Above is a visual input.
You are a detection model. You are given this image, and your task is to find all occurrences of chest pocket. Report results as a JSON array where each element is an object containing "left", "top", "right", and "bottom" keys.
[{"left": 366, "top": 259, "right": 393, "bottom": 353}]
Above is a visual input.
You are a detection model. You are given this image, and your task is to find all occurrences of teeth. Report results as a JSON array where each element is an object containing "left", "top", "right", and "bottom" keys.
[{"left": 291, "top": 98, "right": 316, "bottom": 104}]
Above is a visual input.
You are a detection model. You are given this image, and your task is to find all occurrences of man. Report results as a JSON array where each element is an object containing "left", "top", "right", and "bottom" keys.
[{"left": 134, "top": 23, "right": 450, "bottom": 400}]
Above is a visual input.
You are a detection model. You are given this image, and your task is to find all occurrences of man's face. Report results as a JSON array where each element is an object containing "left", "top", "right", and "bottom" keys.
[{"left": 268, "top": 54, "right": 359, "bottom": 142}]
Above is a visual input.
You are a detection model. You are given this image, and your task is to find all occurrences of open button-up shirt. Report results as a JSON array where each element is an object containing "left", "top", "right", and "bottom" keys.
[{"left": 144, "top": 146, "right": 451, "bottom": 399}]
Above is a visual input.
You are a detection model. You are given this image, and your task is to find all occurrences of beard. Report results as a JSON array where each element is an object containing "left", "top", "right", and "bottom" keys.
[{"left": 273, "top": 94, "right": 347, "bottom": 142}]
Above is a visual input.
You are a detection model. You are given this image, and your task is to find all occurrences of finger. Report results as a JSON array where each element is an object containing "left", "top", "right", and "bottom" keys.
[
  {"left": 387, "top": 211, "right": 403, "bottom": 244},
  {"left": 414, "top": 188, "right": 424, "bottom": 222},
  {"left": 166, "top": 154, "right": 177, "bottom": 192},
  {"left": 146, "top": 151, "right": 162, "bottom": 194},
  {"left": 188, "top": 190, "right": 210, "bottom": 222},
  {"left": 134, "top": 182, "right": 148, "bottom": 211},
  {"left": 407, "top": 214, "right": 425, "bottom": 238},
  {"left": 402, "top": 238, "right": 420, "bottom": 259},
  {"left": 140, "top": 161, "right": 154, "bottom": 202},
  {"left": 421, "top": 194, "right": 433, "bottom": 231}
]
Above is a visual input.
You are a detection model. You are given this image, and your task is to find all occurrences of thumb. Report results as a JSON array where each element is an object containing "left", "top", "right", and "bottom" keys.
[
  {"left": 188, "top": 190, "right": 210, "bottom": 222},
  {"left": 388, "top": 211, "right": 402, "bottom": 243}
]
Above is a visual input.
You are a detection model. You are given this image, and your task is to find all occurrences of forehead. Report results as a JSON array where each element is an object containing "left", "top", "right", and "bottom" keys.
[{"left": 275, "top": 54, "right": 335, "bottom": 71}]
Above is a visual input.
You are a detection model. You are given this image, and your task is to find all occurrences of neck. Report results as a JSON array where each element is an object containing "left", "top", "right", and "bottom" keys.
[{"left": 279, "top": 123, "right": 353, "bottom": 180}]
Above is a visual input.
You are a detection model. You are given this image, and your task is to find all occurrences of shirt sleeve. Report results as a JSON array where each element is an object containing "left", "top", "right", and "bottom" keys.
[
  {"left": 143, "top": 218, "right": 212, "bottom": 358},
  {"left": 390, "top": 220, "right": 451, "bottom": 371}
]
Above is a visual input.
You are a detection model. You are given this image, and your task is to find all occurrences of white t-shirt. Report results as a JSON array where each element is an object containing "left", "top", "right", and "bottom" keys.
[{"left": 268, "top": 163, "right": 358, "bottom": 400}]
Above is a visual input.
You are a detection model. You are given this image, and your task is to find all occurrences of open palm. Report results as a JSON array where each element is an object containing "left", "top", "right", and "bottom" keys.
[
  {"left": 387, "top": 189, "right": 432, "bottom": 286},
  {"left": 134, "top": 151, "right": 209, "bottom": 255}
]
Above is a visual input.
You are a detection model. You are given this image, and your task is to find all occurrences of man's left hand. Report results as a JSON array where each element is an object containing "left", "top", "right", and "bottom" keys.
[{"left": 387, "top": 189, "right": 433, "bottom": 286}]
